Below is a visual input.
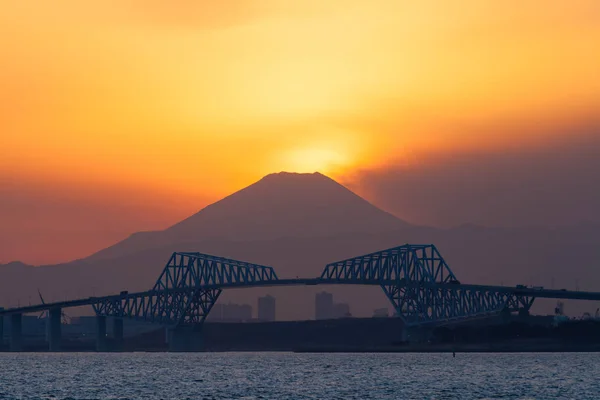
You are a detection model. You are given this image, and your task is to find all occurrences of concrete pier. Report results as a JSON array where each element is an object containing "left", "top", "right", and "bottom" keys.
[
  {"left": 10, "top": 313, "right": 22, "bottom": 352},
  {"left": 112, "top": 318, "right": 124, "bottom": 351},
  {"left": 167, "top": 326, "right": 203, "bottom": 352},
  {"left": 96, "top": 316, "right": 108, "bottom": 352},
  {"left": 48, "top": 308, "right": 62, "bottom": 352}
]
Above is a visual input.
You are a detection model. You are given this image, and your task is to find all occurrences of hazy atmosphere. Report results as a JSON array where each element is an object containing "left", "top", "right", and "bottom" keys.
[
  {"left": 3, "top": 4, "right": 600, "bottom": 395},
  {"left": 2, "top": 1, "right": 599, "bottom": 265}
]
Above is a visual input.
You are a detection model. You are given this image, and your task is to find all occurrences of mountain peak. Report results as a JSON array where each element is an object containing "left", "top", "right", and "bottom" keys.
[
  {"left": 252, "top": 171, "right": 344, "bottom": 191},
  {"left": 165, "top": 171, "right": 409, "bottom": 241},
  {"left": 258, "top": 171, "right": 331, "bottom": 184},
  {"left": 262, "top": 171, "right": 325, "bottom": 178},
  {"left": 87, "top": 172, "right": 410, "bottom": 261}
]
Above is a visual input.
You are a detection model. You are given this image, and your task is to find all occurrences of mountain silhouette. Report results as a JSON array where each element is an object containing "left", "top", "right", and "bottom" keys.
[
  {"left": 87, "top": 172, "right": 409, "bottom": 261},
  {"left": 169, "top": 172, "right": 409, "bottom": 237},
  {"left": 1, "top": 172, "right": 600, "bottom": 319}
]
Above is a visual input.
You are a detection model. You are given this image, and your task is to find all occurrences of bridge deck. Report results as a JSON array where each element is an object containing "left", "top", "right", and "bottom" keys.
[{"left": 2, "top": 279, "right": 600, "bottom": 317}]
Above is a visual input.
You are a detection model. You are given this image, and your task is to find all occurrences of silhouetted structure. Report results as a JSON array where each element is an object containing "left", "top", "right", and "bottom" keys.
[
  {"left": 208, "top": 303, "right": 252, "bottom": 322},
  {"left": 258, "top": 295, "right": 276, "bottom": 322},
  {"left": 3, "top": 244, "right": 600, "bottom": 351},
  {"left": 315, "top": 292, "right": 334, "bottom": 320}
]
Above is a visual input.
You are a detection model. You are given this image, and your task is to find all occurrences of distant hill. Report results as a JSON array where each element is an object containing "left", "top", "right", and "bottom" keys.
[{"left": 1, "top": 172, "right": 600, "bottom": 319}]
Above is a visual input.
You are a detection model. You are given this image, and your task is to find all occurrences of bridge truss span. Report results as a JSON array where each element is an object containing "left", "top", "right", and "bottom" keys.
[
  {"left": 154, "top": 252, "right": 279, "bottom": 291},
  {"left": 381, "top": 284, "right": 535, "bottom": 326},
  {"left": 93, "top": 252, "right": 279, "bottom": 326},
  {"left": 320, "top": 244, "right": 457, "bottom": 284},
  {"left": 92, "top": 288, "right": 224, "bottom": 326},
  {"left": 322, "top": 244, "right": 535, "bottom": 326}
]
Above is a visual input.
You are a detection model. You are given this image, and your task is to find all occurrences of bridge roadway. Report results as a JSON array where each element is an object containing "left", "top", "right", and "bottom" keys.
[{"left": 2, "top": 278, "right": 600, "bottom": 317}]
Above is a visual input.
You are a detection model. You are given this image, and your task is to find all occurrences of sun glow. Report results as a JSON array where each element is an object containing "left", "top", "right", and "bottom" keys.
[{"left": 283, "top": 147, "right": 350, "bottom": 174}]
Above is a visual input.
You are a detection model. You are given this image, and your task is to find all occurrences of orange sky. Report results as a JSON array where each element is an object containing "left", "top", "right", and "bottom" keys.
[{"left": 2, "top": 1, "right": 600, "bottom": 264}]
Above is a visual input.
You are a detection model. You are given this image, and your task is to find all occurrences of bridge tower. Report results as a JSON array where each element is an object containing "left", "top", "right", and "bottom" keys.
[
  {"left": 320, "top": 244, "right": 535, "bottom": 341},
  {"left": 93, "top": 252, "right": 279, "bottom": 351}
]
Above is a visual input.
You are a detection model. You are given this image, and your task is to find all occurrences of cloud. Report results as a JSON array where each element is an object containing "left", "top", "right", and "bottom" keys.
[{"left": 347, "top": 122, "right": 600, "bottom": 228}]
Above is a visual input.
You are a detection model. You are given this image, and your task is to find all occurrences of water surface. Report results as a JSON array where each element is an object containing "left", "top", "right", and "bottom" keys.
[{"left": 0, "top": 352, "right": 597, "bottom": 399}]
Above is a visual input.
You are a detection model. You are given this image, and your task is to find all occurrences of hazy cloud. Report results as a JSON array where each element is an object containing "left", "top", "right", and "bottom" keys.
[
  {"left": 348, "top": 126, "right": 600, "bottom": 228},
  {"left": 0, "top": 178, "right": 209, "bottom": 264}
]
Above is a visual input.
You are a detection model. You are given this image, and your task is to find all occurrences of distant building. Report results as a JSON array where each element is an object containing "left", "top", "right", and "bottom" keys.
[
  {"left": 258, "top": 295, "right": 276, "bottom": 321},
  {"left": 333, "top": 302, "right": 351, "bottom": 319},
  {"left": 315, "top": 292, "right": 334, "bottom": 320},
  {"left": 373, "top": 308, "right": 389, "bottom": 318},
  {"left": 209, "top": 302, "right": 253, "bottom": 322},
  {"left": 238, "top": 304, "right": 252, "bottom": 321},
  {"left": 208, "top": 304, "right": 224, "bottom": 321},
  {"left": 223, "top": 303, "right": 253, "bottom": 321}
]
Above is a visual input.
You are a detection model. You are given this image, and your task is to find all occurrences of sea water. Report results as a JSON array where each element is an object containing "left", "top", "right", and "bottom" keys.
[{"left": 0, "top": 352, "right": 598, "bottom": 399}]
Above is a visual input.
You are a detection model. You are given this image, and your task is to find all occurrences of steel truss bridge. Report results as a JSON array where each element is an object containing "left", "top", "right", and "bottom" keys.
[
  {"left": 96, "top": 245, "right": 536, "bottom": 327},
  {"left": 2, "top": 244, "right": 600, "bottom": 350}
]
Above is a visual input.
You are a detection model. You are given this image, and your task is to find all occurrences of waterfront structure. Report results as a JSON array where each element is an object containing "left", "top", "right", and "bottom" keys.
[
  {"left": 258, "top": 295, "right": 276, "bottom": 322},
  {"left": 315, "top": 292, "right": 333, "bottom": 320}
]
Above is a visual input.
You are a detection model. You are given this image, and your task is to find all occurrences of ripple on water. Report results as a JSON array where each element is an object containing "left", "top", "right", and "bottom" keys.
[{"left": 0, "top": 353, "right": 598, "bottom": 399}]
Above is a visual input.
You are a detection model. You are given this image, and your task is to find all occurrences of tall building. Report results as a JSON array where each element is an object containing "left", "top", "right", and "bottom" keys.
[
  {"left": 315, "top": 291, "right": 334, "bottom": 320},
  {"left": 257, "top": 295, "right": 276, "bottom": 321}
]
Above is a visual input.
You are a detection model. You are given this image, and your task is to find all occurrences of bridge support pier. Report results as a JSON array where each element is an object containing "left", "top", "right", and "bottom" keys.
[
  {"left": 10, "top": 313, "right": 22, "bottom": 352},
  {"left": 167, "top": 326, "right": 203, "bottom": 352},
  {"left": 96, "top": 316, "right": 108, "bottom": 352},
  {"left": 112, "top": 318, "right": 124, "bottom": 352},
  {"left": 48, "top": 308, "right": 62, "bottom": 352}
]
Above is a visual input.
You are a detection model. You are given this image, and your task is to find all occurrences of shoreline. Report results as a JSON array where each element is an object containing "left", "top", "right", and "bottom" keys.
[{"left": 292, "top": 343, "right": 600, "bottom": 353}]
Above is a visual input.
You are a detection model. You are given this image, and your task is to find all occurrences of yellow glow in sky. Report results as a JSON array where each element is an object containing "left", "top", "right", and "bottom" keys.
[
  {"left": 283, "top": 147, "right": 349, "bottom": 174},
  {"left": 1, "top": 0, "right": 599, "bottom": 199}
]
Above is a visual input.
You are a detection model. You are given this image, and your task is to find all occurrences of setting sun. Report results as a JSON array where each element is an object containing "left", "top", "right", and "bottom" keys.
[{"left": 282, "top": 147, "right": 350, "bottom": 174}]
